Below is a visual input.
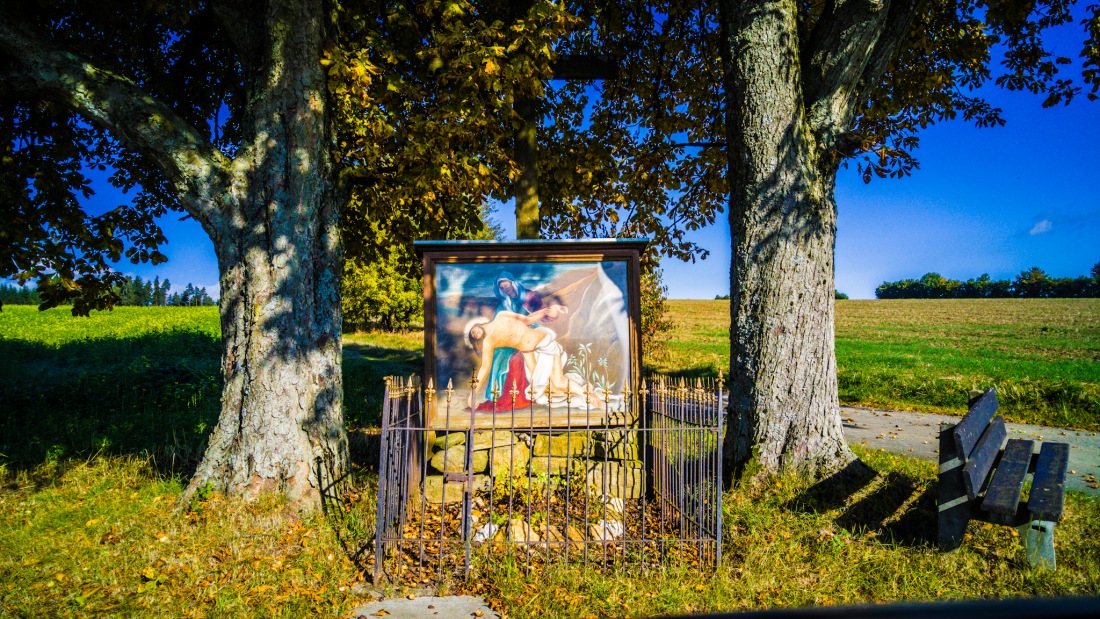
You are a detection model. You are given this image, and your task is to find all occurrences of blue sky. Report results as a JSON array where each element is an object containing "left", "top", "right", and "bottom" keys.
[
  {"left": 662, "top": 78, "right": 1100, "bottom": 299},
  {"left": 75, "top": 19, "right": 1099, "bottom": 301}
]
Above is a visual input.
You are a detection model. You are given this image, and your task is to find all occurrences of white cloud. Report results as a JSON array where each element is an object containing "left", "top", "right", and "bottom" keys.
[{"left": 1028, "top": 219, "right": 1053, "bottom": 235}]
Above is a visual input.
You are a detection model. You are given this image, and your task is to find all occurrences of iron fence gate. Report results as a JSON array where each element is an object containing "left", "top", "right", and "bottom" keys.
[{"left": 372, "top": 374, "right": 725, "bottom": 582}]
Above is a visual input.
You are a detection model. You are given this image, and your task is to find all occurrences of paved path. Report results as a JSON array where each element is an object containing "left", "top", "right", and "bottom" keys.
[
  {"left": 351, "top": 594, "right": 499, "bottom": 619},
  {"left": 841, "top": 406, "right": 1100, "bottom": 495}
]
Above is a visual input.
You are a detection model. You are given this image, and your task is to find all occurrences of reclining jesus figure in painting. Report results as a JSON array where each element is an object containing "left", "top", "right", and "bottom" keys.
[{"left": 464, "top": 304, "right": 604, "bottom": 411}]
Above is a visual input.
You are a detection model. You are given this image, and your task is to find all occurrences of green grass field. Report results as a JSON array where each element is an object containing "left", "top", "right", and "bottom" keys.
[
  {"left": 2, "top": 299, "right": 1097, "bottom": 468},
  {"left": 2, "top": 300, "right": 1099, "bottom": 617},
  {"left": 653, "top": 299, "right": 1100, "bottom": 430}
]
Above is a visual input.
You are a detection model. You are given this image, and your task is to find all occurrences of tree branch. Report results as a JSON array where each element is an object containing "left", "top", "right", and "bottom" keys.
[
  {"left": 209, "top": 0, "right": 264, "bottom": 64},
  {"left": 0, "top": 18, "right": 231, "bottom": 236},
  {"left": 802, "top": 0, "right": 919, "bottom": 145}
]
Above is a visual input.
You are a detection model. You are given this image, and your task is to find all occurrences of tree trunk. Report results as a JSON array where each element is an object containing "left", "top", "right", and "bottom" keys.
[
  {"left": 180, "top": 0, "right": 347, "bottom": 509},
  {"left": 721, "top": 0, "right": 854, "bottom": 479}
]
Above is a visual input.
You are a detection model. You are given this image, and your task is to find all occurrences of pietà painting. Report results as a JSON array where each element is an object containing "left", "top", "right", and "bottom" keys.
[{"left": 416, "top": 240, "right": 645, "bottom": 429}]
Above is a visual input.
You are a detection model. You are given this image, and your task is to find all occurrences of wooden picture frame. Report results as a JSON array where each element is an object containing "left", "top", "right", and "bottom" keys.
[{"left": 414, "top": 239, "right": 648, "bottom": 430}]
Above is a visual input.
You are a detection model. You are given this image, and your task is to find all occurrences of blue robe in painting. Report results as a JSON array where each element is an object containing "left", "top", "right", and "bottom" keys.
[{"left": 484, "top": 272, "right": 536, "bottom": 402}]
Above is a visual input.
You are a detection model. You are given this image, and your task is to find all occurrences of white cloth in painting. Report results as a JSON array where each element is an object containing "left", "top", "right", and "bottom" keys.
[{"left": 527, "top": 327, "right": 599, "bottom": 410}]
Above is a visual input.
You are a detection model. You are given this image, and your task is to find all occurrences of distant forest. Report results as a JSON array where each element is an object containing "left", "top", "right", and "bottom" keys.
[
  {"left": 0, "top": 275, "right": 215, "bottom": 307},
  {"left": 876, "top": 263, "right": 1100, "bottom": 299}
]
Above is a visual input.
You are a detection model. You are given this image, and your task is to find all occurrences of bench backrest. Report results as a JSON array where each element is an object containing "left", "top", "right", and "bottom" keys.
[
  {"left": 954, "top": 388, "right": 1007, "bottom": 499},
  {"left": 954, "top": 388, "right": 998, "bottom": 457}
]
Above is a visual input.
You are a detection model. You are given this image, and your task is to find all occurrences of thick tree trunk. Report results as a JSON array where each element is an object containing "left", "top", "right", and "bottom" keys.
[
  {"left": 721, "top": 0, "right": 854, "bottom": 479},
  {"left": 180, "top": 0, "right": 347, "bottom": 509}
]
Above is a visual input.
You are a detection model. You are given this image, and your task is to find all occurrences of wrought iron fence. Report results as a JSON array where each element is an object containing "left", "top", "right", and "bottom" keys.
[{"left": 371, "top": 374, "right": 726, "bottom": 583}]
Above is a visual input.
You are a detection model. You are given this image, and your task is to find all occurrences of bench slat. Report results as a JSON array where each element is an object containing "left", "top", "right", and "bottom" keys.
[
  {"left": 961, "top": 415, "right": 1006, "bottom": 500},
  {"left": 981, "top": 439, "right": 1035, "bottom": 515},
  {"left": 954, "top": 388, "right": 998, "bottom": 460},
  {"left": 1029, "top": 442, "right": 1070, "bottom": 522}
]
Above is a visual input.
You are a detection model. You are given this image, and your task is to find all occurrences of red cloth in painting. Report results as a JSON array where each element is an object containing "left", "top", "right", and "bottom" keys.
[{"left": 475, "top": 350, "right": 532, "bottom": 412}]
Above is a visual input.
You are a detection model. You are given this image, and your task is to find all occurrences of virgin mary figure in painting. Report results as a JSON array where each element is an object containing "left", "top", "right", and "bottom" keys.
[{"left": 482, "top": 272, "right": 544, "bottom": 404}]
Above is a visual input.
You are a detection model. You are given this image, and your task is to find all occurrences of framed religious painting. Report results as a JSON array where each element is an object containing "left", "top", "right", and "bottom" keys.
[{"left": 414, "top": 239, "right": 648, "bottom": 429}]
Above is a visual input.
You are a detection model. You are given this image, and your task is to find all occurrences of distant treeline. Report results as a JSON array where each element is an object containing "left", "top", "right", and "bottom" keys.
[
  {"left": 1, "top": 275, "right": 215, "bottom": 307},
  {"left": 876, "top": 263, "right": 1100, "bottom": 299},
  {"left": 116, "top": 275, "right": 216, "bottom": 307},
  {"left": 0, "top": 283, "right": 42, "bottom": 305}
]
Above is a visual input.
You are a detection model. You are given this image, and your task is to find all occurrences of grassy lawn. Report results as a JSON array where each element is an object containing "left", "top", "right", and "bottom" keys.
[
  {"left": 652, "top": 299, "right": 1100, "bottom": 431},
  {"left": 2, "top": 449, "right": 1098, "bottom": 618},
  {"left": 0, "top": 307, "right": 419, "bottom": 469},
  {"left": 2, "top": 301, "right": 1099, "bottom": 617}
]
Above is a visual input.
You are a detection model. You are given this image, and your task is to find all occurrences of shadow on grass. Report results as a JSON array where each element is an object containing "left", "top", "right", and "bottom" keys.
[
  {"left": 0, "top": 332, "right": 421, "bottom": 477},
  {"left": 0, "top": 331, "right": 222, "bottom": 478},
  {"left": 783, "top": 460, "right": 937, "bottom": 547},
  {"left": 642, "top": 365, "right": 721, "bottom": 381},
  {"left": 342, "top": 340, "right": 422, "bottom": 431}
]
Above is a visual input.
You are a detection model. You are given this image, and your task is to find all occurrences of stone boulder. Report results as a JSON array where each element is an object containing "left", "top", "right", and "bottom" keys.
[
  {"left": 430, "top": 445, "right": 488, "bottom": 474},
  {"left": 586, "top": 460, "right": 645, "bottom": 499},
  {"left": 423, "top": 474, "right": 490, "bottom": 504},
  {"left": 533, "top": 433, "right": 588, "bottom": 457},
  {"left": 489, "top": 442, "right": 531, "bottom": 476}
]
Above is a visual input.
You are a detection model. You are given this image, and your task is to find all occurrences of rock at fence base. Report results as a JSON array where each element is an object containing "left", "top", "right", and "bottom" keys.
[
  {"left": 592, "top": 429, "right": 641, "bottom": 460},
  {"left": 538, "top": 524, "right": 565, "bottom": 543},
  {"left": 593, "top": 442, "right": 639, "bottom": 461},
  {"left": 597, "top": 494, "right": 626, "bottom": 516},
  {"left": 589, "top": 519, "right": 624, "bottom": 541},
  {"left": 423, "top": 430, "right": 438, "bottom": 462},
  {"left": 434, "top": 431, "right": 465, "bottom": 450},
  {"left": 471, "top": 431, "right": 516, "bottom": 450},
  {"left": 423, "top": 475, "right": 490, "bottom": 504},
  {"left": 430, "top": 446, "right": 488, "bottom": 474},
  {"left": 587, "top": 461, "right": 645, "bottom": 499},
  {"left": 506, "top": 518, "right": 540, "bottom": 543},
  {"left": 528, "top": 456, "right": 575, "bottom": 477},
  {"left": 471, "top": 522, "right": 499, "bottom": 544},
  {"left": 489, "top": 443, "right": 531, "bottom": 476},
  {"left": 538, "top": 524, "right": 585, "bottom": 548},
  {"left": 533, "top": 433, "right": 588, "bottom": 457},
  {"left": 593, "top": 430, "right": 640, "bottom": 445}
]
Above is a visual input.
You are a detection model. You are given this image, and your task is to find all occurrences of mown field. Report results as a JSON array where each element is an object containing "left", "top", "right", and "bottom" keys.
[
  {"left": 2, "top": 301, "right": 1099, "bottom": 617},
  {"left": 653, "top": 299, "right": 1100, "bottom": 431}
]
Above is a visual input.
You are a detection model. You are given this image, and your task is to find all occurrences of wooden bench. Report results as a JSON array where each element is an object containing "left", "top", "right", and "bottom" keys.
[{"left": 937, "top": 387, "right": 1070, "bottom": 569}]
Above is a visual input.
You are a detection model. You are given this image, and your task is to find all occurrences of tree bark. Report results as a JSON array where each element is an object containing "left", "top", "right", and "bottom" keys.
[
  {"left": 179, "top": 0, "right": 347, "bottom": 508},
  {"left": 0, "top": 2, "right": 348, "bottom": 510},
  {"left": 721, "top": 0, "right": 854, "bottom": 478},
  {"left": 514, "top": 96, "right": 541, "bottom": 239}
]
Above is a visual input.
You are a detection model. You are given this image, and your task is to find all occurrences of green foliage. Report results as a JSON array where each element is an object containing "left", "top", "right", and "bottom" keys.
[
  {"left": 835, "top": 290, "right": 849, "bottom": 300},
  {"left": 876, "top": 265, "right": 1100, "bottom": 299},
  {"left": 343, "top": 250, "right": 423, "bottom": 332},
  {"left": 537, "top": 2, "right": 725, "bottom": 263},
  {"left": 332, "top": 0, "right": 575, "bottom": 265},
  {"left": 640, "top": 264, "right": 674, "bottom": 356},
  {"left": 850, "top": 1, "right": 1100, "bottom": 181},
  {"left": 0, "top": 2, "right": 237, "bottom": 314}
]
